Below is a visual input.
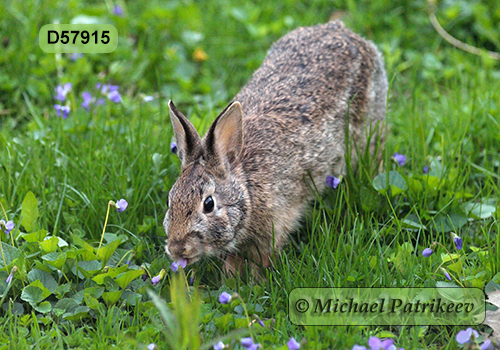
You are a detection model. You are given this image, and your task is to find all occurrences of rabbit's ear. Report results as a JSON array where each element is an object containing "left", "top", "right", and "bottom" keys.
[
  {"left": 205, "top": 101, "right": 243, "bottom": 169},
  {"left": 169, "top": 100, "right": 203, "bottom": 168}
]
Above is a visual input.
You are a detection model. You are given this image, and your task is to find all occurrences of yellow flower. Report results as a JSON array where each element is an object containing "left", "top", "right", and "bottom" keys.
[{"left": 193, "top": 48, "right": 208, "bottom": 62}]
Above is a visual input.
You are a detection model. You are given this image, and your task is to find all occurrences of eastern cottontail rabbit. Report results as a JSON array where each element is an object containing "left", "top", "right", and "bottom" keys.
[{"left": 164, "top": 20, "right": 387, "bottom": 275}]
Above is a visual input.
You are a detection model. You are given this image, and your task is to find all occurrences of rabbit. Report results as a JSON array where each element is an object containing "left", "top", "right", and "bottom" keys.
[{"left": 163, "top": 20, "right": 388, "bottom": 275}]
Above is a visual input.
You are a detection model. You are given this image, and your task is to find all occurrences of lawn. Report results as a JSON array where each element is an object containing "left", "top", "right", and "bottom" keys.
[{"left": 0, "top": 0, "right": 500, "bottom": 349}]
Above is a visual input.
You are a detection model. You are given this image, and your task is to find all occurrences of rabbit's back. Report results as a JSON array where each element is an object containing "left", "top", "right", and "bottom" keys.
[{"left": 235, "top": 21, "right": 386, "bottom": 125}]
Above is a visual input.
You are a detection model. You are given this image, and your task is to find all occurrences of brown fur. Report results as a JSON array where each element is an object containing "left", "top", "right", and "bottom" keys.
[{"left": 163, "top": 21, "right": 388, "bottom": 275}]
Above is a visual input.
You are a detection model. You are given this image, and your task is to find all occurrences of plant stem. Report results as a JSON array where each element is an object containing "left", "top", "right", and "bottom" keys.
[
  {"left": 0, "top": 242, "right": 7, "bottom": 272},
  {"left": 0, "top": 199, "right": 8, "bottom": 219},
  {"left": 97, "top": 201, "right": 113, "bottom": 255}
]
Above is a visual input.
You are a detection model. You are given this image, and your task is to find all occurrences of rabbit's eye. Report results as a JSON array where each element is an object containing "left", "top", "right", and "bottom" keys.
[{"left": 203, "top": 196, "right": 215, "bottom": 213}]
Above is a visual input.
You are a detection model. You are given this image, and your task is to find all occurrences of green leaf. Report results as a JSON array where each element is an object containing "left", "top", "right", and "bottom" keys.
[
  {"left": 431, "top": 213, "right": 468, "bottom": 232},
  {"left": 11, "top": 302, "right": 24, "bottom": 316},
  {"left": 63, "top": 306, "right": 90, "bottom": 321},
  {"left": 97, "top": 238, "right": 122, "bottom": 267},
  {"left": 21, "top": 280, "right": 52, "bottom": 305},
  {"left": 463, "top": 202, "right": 496, "bottom": 219},
  {"left": 71, "top": 234, "right": 96, "bottom": 260},
  {"left": 54, "top": 298, "right": 79, "bottom": 317},
  {"left": 92, "top": 265, "right": 128, "bottom": 285},
  {"left": 400, "top": 216, "right": 426, "bottom": 230},
  {"left": 440, "top": 253, "right": 461, "bottom": 263},
  {"left": 436, "top": 281, "right": 459, "bottom": 288},
  {"left": 29, "top": 279, "right": 52, "bottom": 299},
  {"left": 0, "top": 243, "right": 20, "bottom": 269},
  {"left": 33, "top": 301, "right": 52, "bottom": 314},
  {"left": 39, "top": 236, "right": 59, "bottom": 253},
  {"left": 234, "top": 317, "right": 247, "bottom": 328},
  {"left": 213, "top": 313, "right": 233, "bottom": 330},
  {"left": 114, "top": 269, "right": 144, "bottom": 289},
  {"left": 84, "top": 295, "right": 101, "bottom": 310},
  {"left": 75, "top": 260, "right": 102, "bottom": 278},
  {"left": 372, "top": 171, "right": 407, "bottom": 196},
  {"left": 359, "top": 185, "right": 380, "bottom": 211},
  {"left": 28, "top": 269, "right": 58, "bottom": 293},
  {"left": 54, "top": 283, "right": 71, "bottom": 299},
  {"left": 102, "top": 291, "right": 123, "bottom": 306},
  {"left": 83, "top": 286, "right": 105, "bottom": 299},
  {"left": 423, "top": 175, "right": 441, "bottom": 193},
  {"left": 42, "top": 252, "right": 67, "bottom": 269},
  {"left": 21, "top": 229, "right": 48, "bottom": 243},
  {"left": 121, "top": 290, "right": 143, "bottom": 306},
  {"left": 376, "top": 331, "right": 396, "bottom": 339},
  {"left": 20, "top": 191, "right": 39, "bottom": 232},
  {"left": 21, "top": 285, "right": 44, "bottom": 305}
]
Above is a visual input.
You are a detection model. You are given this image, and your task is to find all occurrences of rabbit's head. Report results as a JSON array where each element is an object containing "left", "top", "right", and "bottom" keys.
[{"left": 164, "top": 101, "right": 248, "bottom": 265}]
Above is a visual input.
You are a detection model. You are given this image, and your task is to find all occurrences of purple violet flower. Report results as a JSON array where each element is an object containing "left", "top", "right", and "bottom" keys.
[
  {"left": 178, "top": 258, "right": 187, "bottom": 268},
  {"left": 151, "top": 275, "right": 160, "bottom": 286},
  {"left": 6, "top": 266, "right": 17, "bottom": 284},
  {"left": 326, "top": 175, "right": 340, "bottom": 189},
  {"left": 5, "top": 220, "right": 14, "bottom": 234},
  {"left": 213, "top": 341, "right": 225, "bottom": 350},
  {"left": 247, "top": 345, "right": 259, "bottom": 350},
  {"left": 54, "top": 105, "right": 70, "bottom": 119},
  {"left": 115, "top": 199, "right": 128, "bottom": 213},
  {"left": 241, "top": 338, "right": 254, "bottom": 348},
  {"left": 170, "top": 142, "right": 178, "bottom": 154},
  {"left": 82, "top": 92, "right": 93, "bottom": 111},
  {"left": 393, "top": 153, "right": 406, "bottom": 166},
  {"left": 445, "top": 272, "right": 452, "bottom": 281},
  {"left": 287, "top": 337, "right": 300, "bottom": 350},
  {"left": 368, "top": 337, "right": 393, "bottom": 350},
  {"left": 422, "top": 248, "right": 433, "bottom": 257},
  {"left": 141, "top": 273, "right": 148, "bottom": 281},
  {"left": 113, "top": 4, "right": 124, "bottom": 16},
  {"left": 258, "top": 319, "right": 265, "bottom": 328},
  {"left": 55, "top": 83, "right": 72, "bottom": 102},
  {"left": 480, "top": 340, "right": 494, "bottom": 350},
  {"left": 454, "top": 236, "right": 463, "bottom": 250},
  {"left": 0, "top": 220, "right": 14, "bottom": 235},
  {"left": 97, "top": 83, "right": 119, "bottom": 95},
  {"left": 151, "top": 269, "right": 167, "bottom": 286},
  {"left": 96, "top": 83, "right": 107, "bottom": 93},
  {"left": 423, "top": 165, "right": 429, "bottom": 174},
  {"left": 170, "top": 261, "right": 180, "bottom": 272},
  {"left": 70, "top": 53, "right": 84, "bottom": 61},
  {"left": 108, "top": 90, "right": 122, "bottom": 104},
  {"left": 219, "top": 291, "right": 231, "bottom": 304},
  {"left": 440, "top": 267, "right": 452, "bottom": 281},
  {"left": 456, "top": 328, "right": 479, "bottom": 344},
  {"left": 170, "top": 258, "right": 187, "bottom": 272},
  {"left": 352, "top": 346, "right": 368, "bottom": 350}
]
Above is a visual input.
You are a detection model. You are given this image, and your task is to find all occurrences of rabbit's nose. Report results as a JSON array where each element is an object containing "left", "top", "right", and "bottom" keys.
[{"left": 168, "top": 240, "right": 195, "bottom": 259}]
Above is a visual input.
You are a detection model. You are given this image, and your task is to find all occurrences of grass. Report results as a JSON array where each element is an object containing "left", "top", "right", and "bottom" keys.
[{"left": 1, "top": 0, "right": 500, "bottom": 349}]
